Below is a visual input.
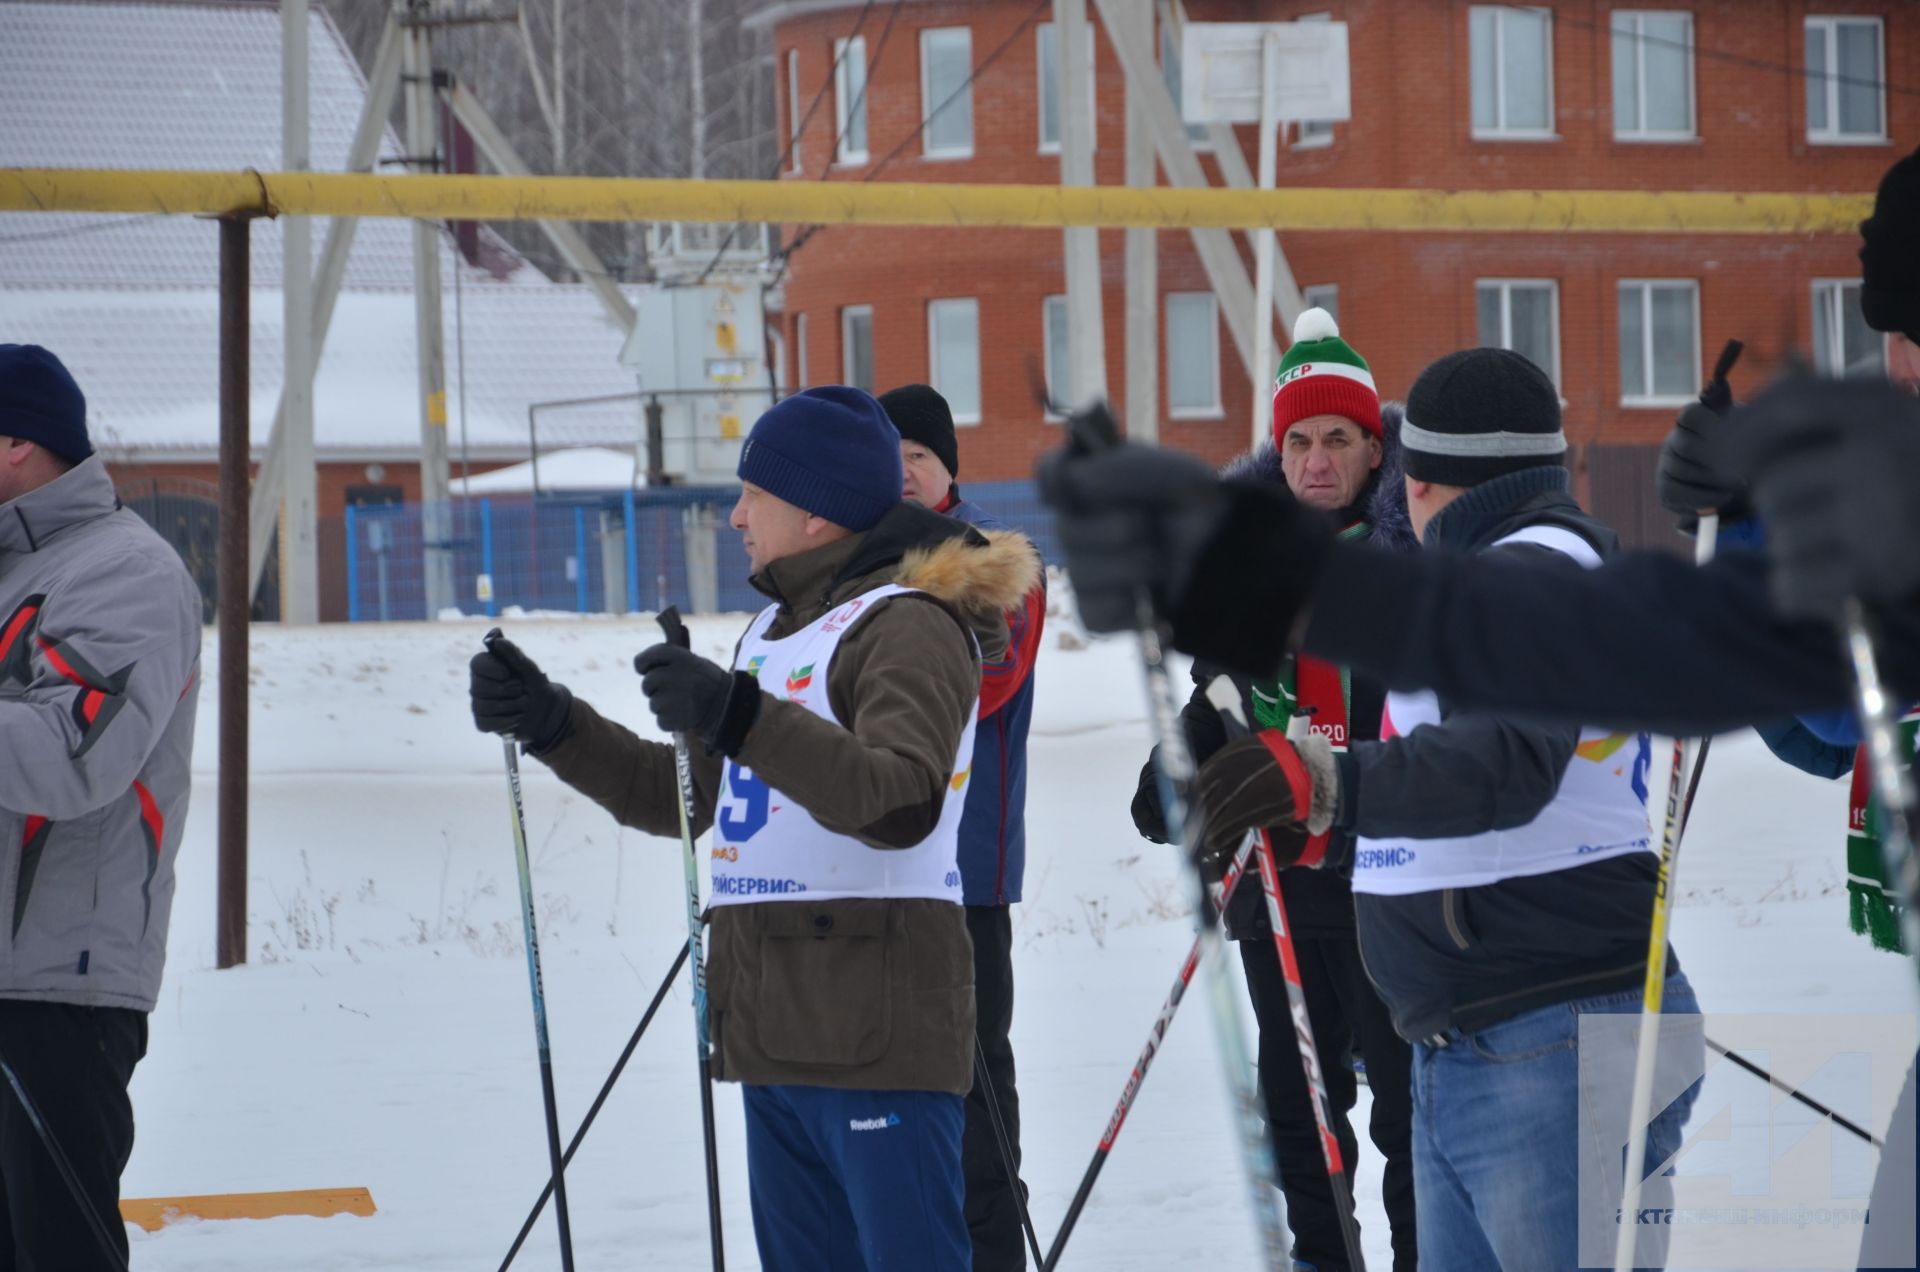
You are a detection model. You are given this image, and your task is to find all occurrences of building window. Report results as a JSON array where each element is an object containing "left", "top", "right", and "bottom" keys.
[
  {"left": 1160, "top": 16, "right": 1210, "bottom": 148},
  {"left": 1618, "top": 280, "right": 1699, "bottom": 405},
  {"left": 834, "top": 36, "right": 869, "bottom": 165},
  {"left": 921, "top": 27, "right": 974, "bottom": 158},
  {"left": 786, "top": 49, "right": 803, "bottom": 172},
  {"left": 1038, "top": 23, "right": 1097, "bottom": 154},
  {"left": 841, "top": 305, "right": 873, "bottom": 392},
  {"left": 1293, "top": 13, "right": 1335, "bottom": 148},
  {"left": 1806, "top": 17, "right": 1884, "bottom": 144},
  {"left": 1813, "top": 279, "right": 1884, "bottom": 379},
  {"left": 1043, "top": 295, "right": 1070, "bottom": 415},
  {"left": 927, "top": 299, "right": 982, "bottom": 424},
  {"left": 794, "top": 312, "right": 808, "bottom": 390},
  {"left": 770, "top": 325, "right": 789, "bottom": 394},
  {"left": 1469, "top": 6, "right": 1554, "bottom": 138},
  {"left": 1610, "top": 11, "right": 1694, "bottom": 139},
  {"left": 1475, "top": 280, "right": 1560, "bottom": 384},
  {"left": 1167, "top": 292, "right": 1221, "bottom": 417},
  {"left": 1301, "top": 284, "right": 1339, "bottom": 325}
]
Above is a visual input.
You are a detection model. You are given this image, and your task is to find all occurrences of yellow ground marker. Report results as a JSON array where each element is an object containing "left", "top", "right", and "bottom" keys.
[{"left": 120, "top": 1186, "right": 376, "bottom": 1232}]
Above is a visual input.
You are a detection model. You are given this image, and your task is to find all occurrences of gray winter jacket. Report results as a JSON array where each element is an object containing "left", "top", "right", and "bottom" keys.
[{"left": 0, "top": 457, "right": 201, "bottom": 1012}]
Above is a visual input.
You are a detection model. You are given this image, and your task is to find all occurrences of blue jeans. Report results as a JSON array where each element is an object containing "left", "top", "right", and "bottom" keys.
[
  {"left": 743, "top": 1083, "right": 970, "bottom": 1272},
  {"left": 1411, "top": 976, "right": 1703, "bottom": 1271}
]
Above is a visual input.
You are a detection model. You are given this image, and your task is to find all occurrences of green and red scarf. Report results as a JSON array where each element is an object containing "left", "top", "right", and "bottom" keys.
[{"left": 1848, "top": 707, "right": 1920, "bottom": 953}]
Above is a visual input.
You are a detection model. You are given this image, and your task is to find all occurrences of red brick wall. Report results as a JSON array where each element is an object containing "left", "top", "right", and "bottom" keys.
[{"left": 772, "top": 0, "right": 1909, "bottom": 483}]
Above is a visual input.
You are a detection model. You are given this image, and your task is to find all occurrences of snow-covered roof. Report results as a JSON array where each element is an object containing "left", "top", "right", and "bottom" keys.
[
  {"left": 452, "top": 448, "right": 648, "bottom": 496},
  {"left": 0, "top": 0, "right": 526, "bottom": 290},
  {"left": 7, "top": 284, "right": 648, "bottom": 459}
]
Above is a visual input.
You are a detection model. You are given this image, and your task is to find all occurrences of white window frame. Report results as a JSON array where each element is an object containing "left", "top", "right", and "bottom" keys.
[
  {"left": 1617, "top": 279, "right": 1700, "bottom": 407},
  {"left": 1301, "top": 284, "right": 1339, "bottom": 322},
  {"left": 1610, "top": 10, "right": 1696, "bottom": 141},
  {"left": 841, "top": 304, "right": 873, "bottom": 390},
  {"left": 1166, "top": 291, "right": 1223, "bottom": 419},
  {"left": 1811, "top": 278, "right": 1881, "bottom": 378},
  {"left": 920, "top": 27, "right": 974, "bottom": 160},
  {"left": 926, "top": 298, "right": 982, "bottom": 425},
  {"left": 1805, "top": 16, "right": 1887, "bottom": 145},
  {"left": 794, "top": 312, "right": 808, "bottom": 390},
  {"left": 1292, "top": 13, "right": 1335, "bottom": 149},
  {"left": 1159, "top": 13, "right": 1211, "bottom": 151},
  {"left": 1469, "top": 5, "right": 1557, "bottom": 141},
  {"left": 1475, "top": 278, "right": 1561, "bottom": 386},
  {"left": 834, "top": 36, "right": 869, "bottom": 166},
  {"left": 786, "top": 48, "right": 804, "bottom": 173},
  {"left": 1042, "top": 294, "right": 1069, "bottom": 420},
  {"left": 1037, "top": 23, "right": 1098, "bottom": 155},
  {"left": 769, "top": 324, "right": 789, "bottom": 394}
]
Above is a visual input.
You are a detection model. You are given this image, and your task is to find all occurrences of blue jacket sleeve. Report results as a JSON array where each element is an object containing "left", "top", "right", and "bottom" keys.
[{"left": 1753, "top": 719, "right": 1857, "bottom": 781}]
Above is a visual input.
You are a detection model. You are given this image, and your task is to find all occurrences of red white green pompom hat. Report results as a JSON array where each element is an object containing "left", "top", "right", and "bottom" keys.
[{"left": 1271, "top": 306, "right": 1382, "bottom": 442}]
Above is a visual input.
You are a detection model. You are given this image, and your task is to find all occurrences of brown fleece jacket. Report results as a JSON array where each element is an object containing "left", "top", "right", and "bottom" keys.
[{"left": 538, "top": 501, "right": 1039, "bottom": 1093}]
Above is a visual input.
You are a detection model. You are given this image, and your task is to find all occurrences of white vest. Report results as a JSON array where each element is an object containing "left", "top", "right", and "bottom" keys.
[
  {"left": 709, "top": 584, "right": 975, "bottom": 907},
  {"left": 1351, "top": 525, "right": 1655, "bottom": 896}
]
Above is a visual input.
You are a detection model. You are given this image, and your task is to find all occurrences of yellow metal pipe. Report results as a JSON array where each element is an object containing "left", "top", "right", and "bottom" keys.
[{"left": 0, "top": 168, "right": 1871, "bottom": 234}]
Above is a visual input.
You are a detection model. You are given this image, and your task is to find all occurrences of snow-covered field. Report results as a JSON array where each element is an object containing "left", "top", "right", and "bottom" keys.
[{"left": 120, "top": 615, "right": 1913, "bottom": 1270}]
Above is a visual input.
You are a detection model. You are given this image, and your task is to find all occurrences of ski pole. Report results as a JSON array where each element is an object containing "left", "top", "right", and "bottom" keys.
[
  {"left": 1209, "top": 680, "right": 1368, "bottom": 1272},
  {"left": 0, "top": 1044, "right": 130, "bottom": 1271},
  {"left": 657, "top": 607, "right": 727, "bottom": 1271},
  {"left": 1043, "top": 834, "right": 1261, "bottom": 1270},
  {"left": 484, "top": 628, "right": 578, "bottom": 1272},
  {"left": 1614, "top": 344, "right": 1739, "bottom": 1272},
  {"left": 1062, "top": 400, "right": 1290, "bottom": 1270},
  {"left": 1706, "top": 1037, "right": 1883, "bottom": 1148},
  {"left": 500, "top": 938, "right": 692, "bottom": 1272},
  {"left": 975, "top": 1036, "right": 1044, "bottom": 1268}
]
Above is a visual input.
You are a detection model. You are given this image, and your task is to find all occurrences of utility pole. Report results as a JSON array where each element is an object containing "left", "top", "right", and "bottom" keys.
[
  {"left": 689, "top": 0, "right": 707, "bottom": 179},
  {"left": 1056, "top": 0, "right": 1107, "bottom": 407},
  {"left": 1120, "top": 0, "right": 1157, "bottom": 441},
  {"left": 282, "top": 0, "right": 318, "bottom": 624},
  {"left": 406, "top": 6, "right": 456, "bottom": 616}
]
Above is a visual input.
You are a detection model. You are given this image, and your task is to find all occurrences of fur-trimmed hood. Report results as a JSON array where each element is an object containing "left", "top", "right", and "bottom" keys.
[
  {"left": 1222, "top": 402, "right": 1417, "bottom": 552},
  {"left": 755, "top": 500, "right": 1037, "bottom": 661}
]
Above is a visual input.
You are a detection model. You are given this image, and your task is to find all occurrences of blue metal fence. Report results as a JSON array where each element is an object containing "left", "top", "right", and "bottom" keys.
[{"left": 342, "top": 481, "right": 1057, "bottom": 622}]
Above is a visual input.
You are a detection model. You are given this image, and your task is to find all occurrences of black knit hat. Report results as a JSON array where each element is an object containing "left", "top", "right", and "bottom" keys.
[
  {"left": 0, "top": 344, "right": 92, "bottom": 465},
  {"left": 1402, "top": 348, "right": 1566, "bottom": 487},
  {"left": 1860, "top": 145, "right": 1920, "bottom": 339},
  {"left": 877, "top": 383, "right": 959, "bottom": 479}
]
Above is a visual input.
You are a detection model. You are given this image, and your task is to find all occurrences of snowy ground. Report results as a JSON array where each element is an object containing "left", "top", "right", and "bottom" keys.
[{"left": 118, "top": 615, "right": 1914, "bottom": 1270}]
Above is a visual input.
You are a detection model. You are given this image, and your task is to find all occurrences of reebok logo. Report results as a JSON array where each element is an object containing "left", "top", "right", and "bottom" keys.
[{"left": 848, "top": 1113, "right": 902, "bottom": 1132}]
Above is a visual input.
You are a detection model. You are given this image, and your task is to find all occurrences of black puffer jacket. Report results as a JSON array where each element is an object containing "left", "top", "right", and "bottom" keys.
[{"left": 1129, "top": 405, "right": 1415, "bottom": 941}]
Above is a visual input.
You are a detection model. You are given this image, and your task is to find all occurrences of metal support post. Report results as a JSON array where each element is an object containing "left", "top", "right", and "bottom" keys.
[
  {"left": 406, "top": 17, "right": 456, "bottom": 616},
  {"left": 1056, "top": 0, "right": 1107, "bottom": 407},
  {"left": 216, "top": 215, "right": 252, "bottom": 970},
  {"left": 1120, "top": 0, "right": 1158, "bottom": 441}
]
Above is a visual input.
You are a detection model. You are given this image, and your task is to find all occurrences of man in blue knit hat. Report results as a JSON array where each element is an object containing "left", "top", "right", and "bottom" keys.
[{"left": 471, "top": 386, "right": 1038, "bottom": 1269}]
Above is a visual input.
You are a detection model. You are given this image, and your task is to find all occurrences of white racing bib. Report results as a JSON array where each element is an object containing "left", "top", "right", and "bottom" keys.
[
  {"left": 709, "top": 584, "right": 975, "bottom": 907},
  {"left": 1351, "top": 525, "right": 1654, "bottom": 896}
]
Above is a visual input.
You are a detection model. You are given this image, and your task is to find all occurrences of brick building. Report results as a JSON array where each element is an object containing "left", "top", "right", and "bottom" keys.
[{"left": 755, "top": 0, "right": 1910, "bottom": 545}]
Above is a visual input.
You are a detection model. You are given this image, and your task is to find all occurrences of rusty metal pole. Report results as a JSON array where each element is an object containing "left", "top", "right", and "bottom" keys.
[{"left": 216, "top": 215, "right": 251, "bottom": 969}]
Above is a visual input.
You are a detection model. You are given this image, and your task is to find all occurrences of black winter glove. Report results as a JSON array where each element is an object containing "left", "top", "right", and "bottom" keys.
[
  {"left": 632, "top": 643, "right": 762, "bottom": 756},
  {"left": 1732, "top": 374, "right": 1920, "bottom": 620},
  {"left": 1189, "top": 730, "right": 1339, "bottom": 882},
  {"left": 1037, "top": 439, "right": 1332, "bottom": 677},
  {"left": 1130, "top": 747, "right": 1177, "bottom": 845},
  {"left": 1656, "top": 339, "right": 1747, "bottom": 525},
  {"left": 470, "top": 635, "right": 574, "bottom": 752}
]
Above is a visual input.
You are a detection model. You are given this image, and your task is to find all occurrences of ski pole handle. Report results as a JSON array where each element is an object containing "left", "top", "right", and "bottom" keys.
[
  {"left": 1701, "top": 338, "right": 1744, "bottom": 414},
  {"left": 658, "top": 606, "right": 690, "bottom": 651}
]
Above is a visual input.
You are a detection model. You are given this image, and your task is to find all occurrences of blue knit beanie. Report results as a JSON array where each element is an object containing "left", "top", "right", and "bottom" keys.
[
  {"left": 0, "top": 345, "right": 91, "bottom": 465},
  {"left": 737, "top": 386, "right": 902, "bottom": 531}
]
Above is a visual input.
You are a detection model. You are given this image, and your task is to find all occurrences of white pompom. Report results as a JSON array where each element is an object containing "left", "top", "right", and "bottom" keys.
[{"left": 1292, "top": 306, "right": 1339, "bottom": 344}]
